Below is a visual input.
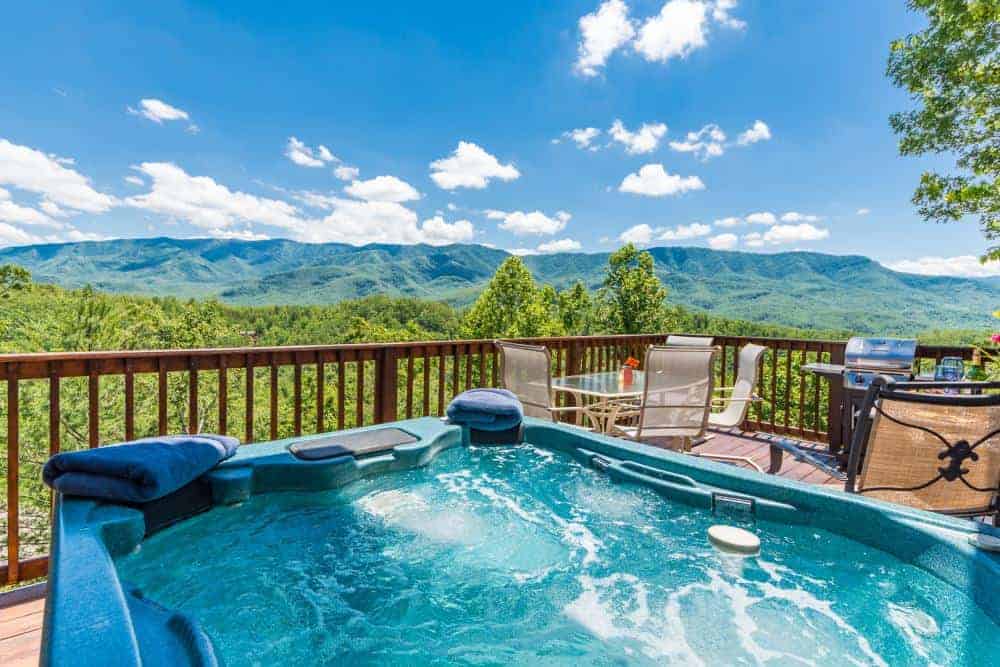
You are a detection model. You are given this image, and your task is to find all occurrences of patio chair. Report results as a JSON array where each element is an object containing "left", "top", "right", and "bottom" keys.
[
  {"left": 495, "top": 341, "right": 589, "bottom": 425},
  {"left": 666, "top": 335, "right": 714, "bottom": 347},
  {"left": 708, "top": 343, "right": 767, "bottom": 430},
  {"left": 842, "top": 377, "right": 1000, "bottom": 524},
  {"left": 609, "top": 346, "right": 763, "bottom": 472}
]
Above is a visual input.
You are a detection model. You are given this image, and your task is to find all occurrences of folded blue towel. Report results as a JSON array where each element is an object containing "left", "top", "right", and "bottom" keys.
[
  {"left": 447, "top": 389, "right": 524, "bottom": 431},
  {"left": 43, "top": 434, "right": 240, "bottom": 504}
]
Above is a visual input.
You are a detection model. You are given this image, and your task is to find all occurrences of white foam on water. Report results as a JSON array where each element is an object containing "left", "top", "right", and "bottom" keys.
[
  {"left": 357, "top": 489, "right": 485, "bottom": 544},
  {"left": 562, "top": 522, "right": 601, "bottom": 566},
  {"left": 564, "top": 574, "right": 704, "bottom": 664},
  {"left": 887, "top": 603, "right": 940, "bottom": 665}
]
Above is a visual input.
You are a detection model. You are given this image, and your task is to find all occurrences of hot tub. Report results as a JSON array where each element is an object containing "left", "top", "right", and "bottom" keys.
[{"left": 42, "top": 418, "right": 1000, "bottom": 665}]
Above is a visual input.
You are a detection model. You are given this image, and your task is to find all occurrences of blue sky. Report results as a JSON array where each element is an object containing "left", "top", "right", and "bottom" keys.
[{"left": 0, "top": 1, "right": 991, "bottom": 276}]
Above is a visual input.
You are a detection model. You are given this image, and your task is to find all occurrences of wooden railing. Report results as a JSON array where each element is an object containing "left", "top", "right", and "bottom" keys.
[{"left": 0, "top": 334, "right": 979, "bottom": 585}]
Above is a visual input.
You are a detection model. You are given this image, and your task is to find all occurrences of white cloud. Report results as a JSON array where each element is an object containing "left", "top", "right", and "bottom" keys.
[
  {"left": 0, "top": 139, "right": 116, "bottom": 213},
  {"left": 713, "top": 216, "right": 742, "bottom": 227},
  {"left": 745, "top": 211, "right": 776, "bottom": 225},
  {"left": 0, "top": 222, "right": 44, "bottom": 247},
  {"left": 760, "top": 223, "right": 829, "bottom": 245},
  {"left": 38, "top": 200, "right": 70, "bottom": 218},
  {"left": 712, "top": 0, "right": 746, "bottom": 30},
  {"left": 420, "top": 215, "right": 476, "bottom": 245},
  {"left": 659, "top": 222, "right": 711, "bottom": 240},
  {"left": 742, "top": 232, "right": 764, "bottom": 248},
  {"left": 609, "top": 119, "right": 668, "bottom": 154},
  {"left": 537, "top": 238, "right": 583, "bottom": 253},
  {"left": 708, "top": 232, "right": 738, "bottom": 250},
  {"left": 126, "top": 162, "right": 303, "bottom": 236},
  {"left": 124, "top": 175, "right": 144, "bottom": 186},
  {"left": 285, "top": 137, "right": 338, "bottom": 168},
  {"left": 780, "top": 211, "right": 820, "bottom": 223},
  {"left": 344, "top": 175, "right": 420, "bottom": 203},
  {"left": 127, "top": 98, "right": 189, "bottom": 124},
  {"left": 634, "top": 0, "right": 709, "bottom": 63},
  {"left": 856, "top": 208, "right": 871, "bottom": 216},
  {"left": 563, "top": 127, "right": 602, "bottom": 150},
  {"left": 619, "top": 223, "right": 655, "bottom": 245},
  {"left": 211, "top": 228, "right": 271, "bottom": 241},
  {"left": 0, "top": 188, "right": 58, "bottom": 227},
  {"left": 736, "top": 120, "right": 771, "bottom": 145},
  {"left": 575, "top": 0, "right": 636, "bottom": 77},
  {"left": 333, "top": 165, "right": 360, "bottom": 181},
  {"left": 483, "top": 209, "right": 508, "bottom": 220},
  {"left": 498, "top": 210, "right": 570, "bottom": 236},
  {"left": 668, "top": 123, "right": 726, "bottom": 160},
  {"left": 429, "top": 141, "right": 520, "bottom": 190},
  {"left": 618, "top": 164, "right": 705, "bottom": 197},
  {"left": 885, "top": 255, "right": 1000, "bottom": 278}
]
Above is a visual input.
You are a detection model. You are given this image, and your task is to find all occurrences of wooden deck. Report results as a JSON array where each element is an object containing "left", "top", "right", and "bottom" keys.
[{"left": 0, "top": 430, "right": 841, "bottom": 666}]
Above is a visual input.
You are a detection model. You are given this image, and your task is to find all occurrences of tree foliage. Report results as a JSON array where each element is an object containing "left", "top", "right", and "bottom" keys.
[
  {"left": 888, "top": 0, "right": 1000, "bottom": 258},
  {"left": 597, "top": 244, "right": 669, "bottom": 334}
]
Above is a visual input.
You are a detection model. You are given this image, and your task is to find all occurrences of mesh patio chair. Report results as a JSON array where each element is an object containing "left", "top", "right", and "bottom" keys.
[
  {"left": 495, "top": 341, "right": 589, "bottom": 425},
  {"left": 609, "top": 346, "right": 763, "bottom": 472},
  {"left": 843, "top": 377, "right": 1000, "bottom": 523},
  {"left": 666, "top": 335, "right": 715, "bottom": 347},
  {"left": 708, "top": 343, "right": 767, "bottom": 430}
]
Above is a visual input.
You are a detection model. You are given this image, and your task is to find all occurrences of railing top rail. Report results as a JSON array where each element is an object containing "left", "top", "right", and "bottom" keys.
[{"left": 0, "top": 333, "right": 981, "bottom": 366}]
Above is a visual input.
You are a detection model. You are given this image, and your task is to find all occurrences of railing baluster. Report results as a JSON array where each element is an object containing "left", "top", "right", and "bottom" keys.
[
  {"left": 88, "top": 363, "right": 99, "bottom": 448},
  {"left": 316, "top": 359, "right": 325, "bottom": 433},
  {"left": 269, "top": 356, "right": 279, "bottom": 440},
  {"left": 452, "top": 344, "right": 461, "bottom": 397},
  {"left": 7, "top": 364, "right": 20, "bottom": 584},
  {"left": 783, "top": 343, "right": 792, "bottom": 432},
  {"left": 768, "top": 344, "right": 778, "bottom": 432},
  {"left": 478, "top": 345, "right": 486, "bottom": 389},
  {"left": 356, "top": 356, "right": 365, "bottom": 426},
  {"left": 124, "top": 360, "right": 135, "bottom": 441},
  {"left": 188, "top": 357, "right": 199, "bottom": 435},
  {"left": 336, "top": 352, "right": 345, "bottom": 430},
  {"left": 797, "top": 344, "right": 807, "bottom": 438},
  {"left": 293, "top": 359, "right": 302, "bottom": 437},
  {"left": 422, "top": 347, "right": 431, "bottom": 416},
  {"left": 406, "top": 352, "right": 414, "bottom": 419},
  {"left": 437, "top": 349, "right": 446, "bottom": 415},
  {"left": 158, "top": 359, "right": 168, "bottom": 436},
  {"left": 218, "top": 356, "right": 228, "bottom": 436},
  {"left": 245, "top": 354, "right": 255, "bottom": 444},
  {"left": 48, "top": 365, "right": 60, "bottom": 459}
]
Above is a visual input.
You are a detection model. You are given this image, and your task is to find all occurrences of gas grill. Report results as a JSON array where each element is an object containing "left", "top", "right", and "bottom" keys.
[
  {"left": 842, "top": 337, "right": 917, "bottom": 390},
  {"left": 802, "top": 337, "right": 917, "bottom": 461}
]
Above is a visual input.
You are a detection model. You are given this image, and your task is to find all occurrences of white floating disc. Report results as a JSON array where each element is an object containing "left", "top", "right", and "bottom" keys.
[
  {"left": 708, "top": 525, "right": 760, "bottom": 555},
  {"left": 969, "top": 533, "right": 1000, "bottom": 552}
]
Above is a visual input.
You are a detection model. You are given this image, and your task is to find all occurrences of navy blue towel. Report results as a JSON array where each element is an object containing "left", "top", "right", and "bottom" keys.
[
  {"left": 447, "top": 388, "right": 524, "bottom": 431},
  {"left": 42, "top": 434, "right": 240, "bottom": 504}
]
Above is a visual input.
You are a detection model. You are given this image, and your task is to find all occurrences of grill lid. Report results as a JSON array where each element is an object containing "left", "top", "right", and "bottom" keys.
[{"left": 844, "top": 337, "right": 917, "bottom": 371}]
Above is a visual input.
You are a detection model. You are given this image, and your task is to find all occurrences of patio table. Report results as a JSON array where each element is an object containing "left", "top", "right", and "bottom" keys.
[{"left": 551, "top": 370, "right": 645, "bottom": 433}]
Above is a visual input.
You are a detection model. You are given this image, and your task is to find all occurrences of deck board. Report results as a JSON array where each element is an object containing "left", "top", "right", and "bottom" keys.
[{"left": 0, "top": 430, "right": 841, "bottom": 666}]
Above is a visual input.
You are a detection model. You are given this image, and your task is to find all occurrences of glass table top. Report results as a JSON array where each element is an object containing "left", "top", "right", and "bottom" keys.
[{"left": 550, "top": 371, "right": 645, "bottom": 398}]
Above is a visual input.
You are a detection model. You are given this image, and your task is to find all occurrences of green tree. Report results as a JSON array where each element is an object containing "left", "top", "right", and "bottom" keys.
[
  {"left": 888, "top": 0, "right": 1000, "bottom": 258},
  {"left": 0, "top": 264, "right": 31, "bottom": 298},
  {"left": 557, "top": 281, "right": 594, "bottom": 334},
  {"left": 461, "top": 256, "right": 561, "bottom": 338},
  {"left": 598, "top": 244, "right": 668, "bottom": 334}
]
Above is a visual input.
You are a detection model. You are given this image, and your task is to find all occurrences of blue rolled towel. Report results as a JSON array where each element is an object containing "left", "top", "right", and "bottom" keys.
[
  {"left": 42, "top": 434, "right": 240, "bottom": 504},
  {"left": 447, "top": 388, "right": 524, "bottom": 431}
]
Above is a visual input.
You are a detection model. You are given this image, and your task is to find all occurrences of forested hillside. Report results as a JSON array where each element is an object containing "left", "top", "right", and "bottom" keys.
[{"left": 0, "top": 237, "right": 995, "bottom": 334}]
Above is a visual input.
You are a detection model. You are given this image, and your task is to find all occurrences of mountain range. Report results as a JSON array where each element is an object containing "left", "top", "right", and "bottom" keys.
[{"left": 0, "top": 237, "right": 994, "bottom": 335}]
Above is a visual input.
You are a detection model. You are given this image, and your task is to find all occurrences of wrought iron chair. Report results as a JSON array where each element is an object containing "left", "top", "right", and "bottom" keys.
[
  {"left": 708, "top": 343, "right": 767, "bottom": 430},
  {"left": 666, "top": 335, "right": 715, "bottom": 347},
  {"left": 495, "top": 341, "right": 590, "bottom": 425},
  {"left": 844, "top": 377, "right": 1000, "bottom": 524},
  {"left": 609, "top": 346, "right": 763, "bottom": 472}
]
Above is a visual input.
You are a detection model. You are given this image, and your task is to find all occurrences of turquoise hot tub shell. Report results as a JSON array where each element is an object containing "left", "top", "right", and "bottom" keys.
[{"left": 41, "top": 417, "right": 1000, "bottom": 665}]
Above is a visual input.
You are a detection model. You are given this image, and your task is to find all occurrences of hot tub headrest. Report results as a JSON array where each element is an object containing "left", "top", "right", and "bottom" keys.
[
  {"left": 43, "top": 434, "right": 240, "bottom": 504},
  {"left": 446, "top": 388, "right": 524, "bottom": 431}
]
